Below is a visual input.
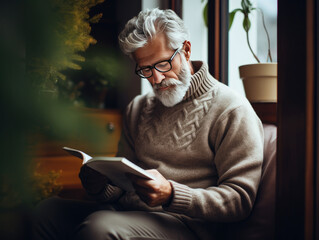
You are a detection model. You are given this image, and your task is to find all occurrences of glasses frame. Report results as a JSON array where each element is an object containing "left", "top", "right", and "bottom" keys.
[{"left": 135, "top": 45, "right": 183, "bottom": 79}]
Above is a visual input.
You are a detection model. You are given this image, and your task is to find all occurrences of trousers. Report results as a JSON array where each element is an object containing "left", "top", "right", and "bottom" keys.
[{"left": 32, "top": 197, "right": 198, "bottom": 240}]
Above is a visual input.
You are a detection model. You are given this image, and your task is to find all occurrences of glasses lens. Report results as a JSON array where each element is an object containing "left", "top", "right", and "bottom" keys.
[
  {"left": 154, "top": 61, "right": 171, "bottom": 72},
  {"left": 136, "top": 68, "right": 152, "bottom": 78},
  {"left": 138, "top": 68, "right": 152, "bottom": 78}
]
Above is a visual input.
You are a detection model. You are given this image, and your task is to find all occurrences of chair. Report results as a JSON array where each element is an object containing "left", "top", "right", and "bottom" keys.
[{"left": 218, "top": 123, "right": 277, "bottom": 239}]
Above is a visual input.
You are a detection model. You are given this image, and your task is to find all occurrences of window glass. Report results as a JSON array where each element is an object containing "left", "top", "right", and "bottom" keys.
[
  {"left": 257, "top": 0, "right": 277, "bottom": 62},
  {"left": 228, "top": 0, "right": 277, "bottom": 96},
  {"left": 183, "top": 0, "right": 208, "bottom": 63}
]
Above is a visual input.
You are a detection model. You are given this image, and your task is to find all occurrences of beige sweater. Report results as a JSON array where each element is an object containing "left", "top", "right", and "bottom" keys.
[{"left": 90, "top": 61, "right": 264, "bottom": 239}]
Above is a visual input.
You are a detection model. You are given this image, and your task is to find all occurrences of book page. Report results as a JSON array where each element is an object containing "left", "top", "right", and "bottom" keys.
[
  {"left": 62, "top": 147, "right": 92, "bottom": 164},
  {"left": 63, "top": 147, "right": 156, "bottom": 191},
  {"left": 86, "top": 157, "right": 155, "bottom": 191}
]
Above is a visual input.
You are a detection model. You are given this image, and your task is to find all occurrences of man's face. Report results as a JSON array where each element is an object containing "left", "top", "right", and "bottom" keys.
[{"left": 133, "top": 33, "right": 192, "bottom": 107}]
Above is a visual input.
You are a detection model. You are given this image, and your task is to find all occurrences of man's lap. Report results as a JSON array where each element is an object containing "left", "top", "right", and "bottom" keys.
[{"left": 32, "top": 197, "right": 198, "bottom": 240}]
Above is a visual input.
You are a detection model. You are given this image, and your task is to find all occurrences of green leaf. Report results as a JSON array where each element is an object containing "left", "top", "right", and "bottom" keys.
[
  {"left": 241, "top": 0, "right": 247, "bottom": 12},
  {"left": 241, "top": 0, "right": 253, "bottom": 13},
  {"left": 229, "top": 9, "right": 242, "bottom": 30},
  {"left": 56, "top": 71, "right": 66, "bottom": 81},
  {"left": 71, "top": 54, "right": 85, "bottom": 62},
  {"left": 203, "top": 2, "right": 208, "bottom": 27},
  {"left": 243, "top": 15, "right": 251, "bottom": 32}
]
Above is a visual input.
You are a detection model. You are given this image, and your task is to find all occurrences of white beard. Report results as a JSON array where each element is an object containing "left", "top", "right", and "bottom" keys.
[{"left": 153, "top": 54, "right": 191, "bottom": 107}]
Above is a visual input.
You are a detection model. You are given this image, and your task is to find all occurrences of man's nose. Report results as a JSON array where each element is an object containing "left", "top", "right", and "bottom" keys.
[{"left": 150, "top": 68, "right": 165, "bottom": 85}]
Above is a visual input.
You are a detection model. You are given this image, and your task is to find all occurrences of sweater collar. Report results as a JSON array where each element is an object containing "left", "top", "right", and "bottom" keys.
[{"left": 183, "top": 61, "right": 216, "bottom": 100}]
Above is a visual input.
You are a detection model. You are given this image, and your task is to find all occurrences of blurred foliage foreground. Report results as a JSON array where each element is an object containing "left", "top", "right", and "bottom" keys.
[{"left": 0, "top": 0, "right": 116, "bottom": 239}]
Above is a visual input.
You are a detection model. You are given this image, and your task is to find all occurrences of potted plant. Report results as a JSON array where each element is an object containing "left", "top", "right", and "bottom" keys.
[{"left": 229, "top": 0, "right": 277, "bottom": 102}]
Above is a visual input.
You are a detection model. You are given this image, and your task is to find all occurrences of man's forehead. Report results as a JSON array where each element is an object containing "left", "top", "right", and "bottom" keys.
[{"left": 133, "top": 36, "right": 173, "bottom": 66}]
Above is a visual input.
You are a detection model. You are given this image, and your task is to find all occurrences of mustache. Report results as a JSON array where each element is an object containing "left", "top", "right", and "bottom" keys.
[{"left": 153, "top": 78, "right": 183, "bottom": 90}]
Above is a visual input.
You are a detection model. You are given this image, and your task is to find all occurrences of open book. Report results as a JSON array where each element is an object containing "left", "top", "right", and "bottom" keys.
[{"left": 63, "top": 147, "right": 155, "bottom": 191}]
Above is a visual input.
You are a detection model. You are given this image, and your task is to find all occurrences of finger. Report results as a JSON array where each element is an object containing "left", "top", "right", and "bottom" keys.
[
  {"left": 131, "top": 180, "right": 157, "bottom": 195},
  {"left": 136, "top": 192, "right": 151, "bottom": 205},
  {"left": 127, "top": 174, "right": 155, "bottom": 189},
  {"left": 135, "top": 190, "right": 159, "bottom": 207},
  {"left": 132, "top": 182, "right": 153, "bottom": 195}
]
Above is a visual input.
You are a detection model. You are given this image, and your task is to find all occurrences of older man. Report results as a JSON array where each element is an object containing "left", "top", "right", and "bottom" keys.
[{"left": 33, "top": 8, "right": 263, "bottom": 240}]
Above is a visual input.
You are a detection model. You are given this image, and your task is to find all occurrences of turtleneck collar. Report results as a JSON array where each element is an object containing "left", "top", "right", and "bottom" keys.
[{"left": 183, "top": 61, "right": 216, "bottom": 100}]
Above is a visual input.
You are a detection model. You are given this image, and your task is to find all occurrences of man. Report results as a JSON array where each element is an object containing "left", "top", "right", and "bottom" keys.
[{"left": 33, "top": 8, "right": 263, "bottom": 240}]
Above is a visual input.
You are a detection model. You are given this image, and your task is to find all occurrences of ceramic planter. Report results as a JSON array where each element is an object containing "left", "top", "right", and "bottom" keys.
[{"left": 239, "top": 63, "right": 277, "bottom": 102}]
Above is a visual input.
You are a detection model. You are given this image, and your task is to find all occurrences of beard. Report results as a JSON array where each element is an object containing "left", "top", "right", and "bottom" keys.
[{"left": 153, "top": 54, "right": 192, "bottom": 107}]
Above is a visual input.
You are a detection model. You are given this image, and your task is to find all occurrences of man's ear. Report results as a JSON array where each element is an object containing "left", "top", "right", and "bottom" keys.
[{"left": 183, "top": 40, "right": 191, "bottom": 61}]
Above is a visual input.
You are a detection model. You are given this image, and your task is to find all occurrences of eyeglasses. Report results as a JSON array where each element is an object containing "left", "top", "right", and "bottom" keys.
[{"left": 135, "top": 45, "right": 183, "bottom": 78}]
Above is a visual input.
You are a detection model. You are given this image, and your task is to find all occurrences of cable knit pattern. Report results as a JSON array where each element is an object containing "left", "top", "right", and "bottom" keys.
[
  {"left": 138, "top": 95, "right": 157, "bottom": 143},
  {"left": 138, "top": 93, "right": 214, "bottom": 150}
]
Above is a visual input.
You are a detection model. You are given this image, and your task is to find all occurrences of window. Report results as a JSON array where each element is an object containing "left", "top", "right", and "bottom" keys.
[{"left": 228, "top": 0, "right": 277, "bottom": 96}]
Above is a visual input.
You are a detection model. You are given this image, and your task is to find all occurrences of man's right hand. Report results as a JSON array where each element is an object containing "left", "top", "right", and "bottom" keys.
[{"left": 79, "top": 165, "right": 110, "bottom": 195}]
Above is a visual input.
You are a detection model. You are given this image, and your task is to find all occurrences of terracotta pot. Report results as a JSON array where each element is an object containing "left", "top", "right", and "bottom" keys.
[{"left": 239, "top": 63, "right": 277, "bottom": 102}]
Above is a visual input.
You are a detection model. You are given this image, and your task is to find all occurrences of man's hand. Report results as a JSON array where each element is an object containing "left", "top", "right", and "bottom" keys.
[{"left": 128, "top": 169, "right": 173, "bottom": 207}]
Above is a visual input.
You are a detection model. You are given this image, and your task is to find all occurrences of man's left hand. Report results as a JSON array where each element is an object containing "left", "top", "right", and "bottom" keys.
[{"left": 127, "top": 169, "right": 173, "bottom": 207}]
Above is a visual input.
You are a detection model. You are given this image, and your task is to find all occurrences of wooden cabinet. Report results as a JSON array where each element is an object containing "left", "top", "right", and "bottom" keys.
[{"left": 33, "top": 108, "right": 122, "bottom": 194}]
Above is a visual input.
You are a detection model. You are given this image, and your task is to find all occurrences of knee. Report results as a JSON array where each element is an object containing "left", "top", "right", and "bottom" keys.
[
  {"left": 33, "top": 197, "right": 99, "bottom": 240},
  {"left": 32, "top": 197, "right": 68, "bottom": 240},
  {"left": 73, "top": 211, "right": 128, "bottom": 240}
]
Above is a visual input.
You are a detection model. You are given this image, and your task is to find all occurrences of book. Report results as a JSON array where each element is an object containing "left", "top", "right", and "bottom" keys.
[{"left": 63, "top": 146, "right": 155, "bottom": 191}]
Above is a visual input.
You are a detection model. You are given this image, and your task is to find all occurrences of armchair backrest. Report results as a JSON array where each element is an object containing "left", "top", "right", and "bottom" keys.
[{"left": 218, "top": 123, "right": 277, "bottom": 240}]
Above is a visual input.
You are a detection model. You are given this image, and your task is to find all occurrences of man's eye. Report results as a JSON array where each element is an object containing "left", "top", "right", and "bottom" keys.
[
  {"left": 142, "top": 68, "right": 151, "bottom": 73},
  {"left": 156, "top": 62, "right": 169, "bottom": 68}
]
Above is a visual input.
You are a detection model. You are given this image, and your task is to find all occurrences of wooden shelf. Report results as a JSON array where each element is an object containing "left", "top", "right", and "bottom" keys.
[{"left": 32, "top": 108, "right": 122, "bottom": 197}]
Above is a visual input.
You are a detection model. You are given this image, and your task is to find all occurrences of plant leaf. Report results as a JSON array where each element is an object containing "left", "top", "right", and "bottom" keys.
[
  {"left": 241, "top": 0, "right": 247, "bottom": 12},
  {"left": 90, "top": 13, "right": 103, "bottom": 23},
  {"left": 243, "top": 15, "right": 251, "bottom": 32},
  {"left": 71, "top": 54, "right": 85, "bottom": 62},
  {"left": 242, "top": 0, "right": 253, "bottom": 13},
  {"left": 229, "top": 8, "right": 242, "bottom": 30},
  {"left": 203, "top": 2, "right": 208, "bottom": 27}
]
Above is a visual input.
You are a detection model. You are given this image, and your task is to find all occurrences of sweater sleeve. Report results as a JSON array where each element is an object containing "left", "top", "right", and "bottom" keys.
[{"left": 163, "top": 104, "right": 264, "bottom": 222}]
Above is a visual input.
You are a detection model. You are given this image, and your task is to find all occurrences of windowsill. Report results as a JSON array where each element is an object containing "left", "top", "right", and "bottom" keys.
[{"left": 251, "top": 102, "right": 277, "bottom": 125}]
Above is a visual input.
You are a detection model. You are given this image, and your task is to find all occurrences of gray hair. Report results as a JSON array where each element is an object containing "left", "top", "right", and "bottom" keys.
[{"left": 118, "top": 8, "right": 189, "bottom": 58}]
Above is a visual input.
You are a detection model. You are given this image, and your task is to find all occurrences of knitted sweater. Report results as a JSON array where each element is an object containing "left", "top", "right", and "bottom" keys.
[{"left": 90, "top": 61, "right": 264, "bottom": 239}]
